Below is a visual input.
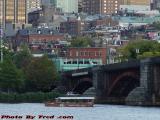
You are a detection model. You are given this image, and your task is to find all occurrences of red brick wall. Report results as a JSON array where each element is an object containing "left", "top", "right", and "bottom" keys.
[
  {"left": 15, "top": 34, "right": 64, "bottom": 43},
  {"left": 28, "top": 34, "right": 64, "bottom": 42},
  {"left": 67, "top": 47, "right": 107, "bottom": 64}
]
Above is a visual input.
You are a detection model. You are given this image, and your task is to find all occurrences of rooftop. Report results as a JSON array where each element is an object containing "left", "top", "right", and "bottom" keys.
[{"left": 18, "top": 28, "right": 62, "bottom": 35}]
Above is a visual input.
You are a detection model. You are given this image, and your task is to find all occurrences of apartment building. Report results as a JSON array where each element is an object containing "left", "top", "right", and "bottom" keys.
[{"left": 82, "top": 0, "right": 121, "bottom": 15}]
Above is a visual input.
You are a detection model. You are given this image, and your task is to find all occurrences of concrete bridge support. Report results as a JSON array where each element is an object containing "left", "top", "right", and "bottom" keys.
[
  {"left": 126, "top": 58, "right": 154, "bottom": 105},
  {"left": 92, "top": 66, "right": 107, "bottom": 103}
]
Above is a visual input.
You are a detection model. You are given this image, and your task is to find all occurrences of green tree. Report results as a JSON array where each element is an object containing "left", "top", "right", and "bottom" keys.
[
  {"left": 0, "top": 59, "right": 25, "bottom": 93},
  {"left": 24, "top": 56, "right": 58, "bottom": 92},
  {"left": 152, "top": 22, "right": 160, "bottom": 30},
  {"left": 13, "top": 45, "right": 32, "bottom": 69},
  {"left": 138, "top": 51, "right": 160, "bottom": 59},
  {"left": 70, "top": 37, "right": 92, "bottom": 47},
  {"left": 119, "top": 40, "right": 160, "bottom": 60}
]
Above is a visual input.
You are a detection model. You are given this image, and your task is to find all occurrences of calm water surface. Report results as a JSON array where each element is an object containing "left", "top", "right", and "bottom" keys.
[{"left": 0, "top": 103, "right": 160, "bottom": 120}]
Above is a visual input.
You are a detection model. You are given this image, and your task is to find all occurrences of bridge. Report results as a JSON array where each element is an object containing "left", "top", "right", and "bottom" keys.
[
  {"left": 62, "top": 57, "right": 160, "bottom": 106},
  {"left": 61, "top": 67, "right": 93, "bottom": 94}
]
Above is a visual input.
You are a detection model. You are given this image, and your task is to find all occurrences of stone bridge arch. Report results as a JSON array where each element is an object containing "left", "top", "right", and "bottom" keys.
[
  {"left": 72, "top": 78, "right": 93, "bottom": 94},
  {"left": 108, "top": 72, "right": 139, "bottom": 97}
]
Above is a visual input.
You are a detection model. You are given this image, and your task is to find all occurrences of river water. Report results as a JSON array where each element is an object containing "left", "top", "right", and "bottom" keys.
[{"left": 0, "top": 103, "right": 160, "bottom": 120}]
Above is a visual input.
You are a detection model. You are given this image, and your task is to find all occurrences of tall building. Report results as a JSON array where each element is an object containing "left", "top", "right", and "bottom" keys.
[
  {"left": 0, "top": 0, "right": 27, "bottom": 28},
  {"left": 27, "top": 0, "right": 41, "bottom": 13},
  {"left": 0, "top": 0, "right": 4, "bottom": 28},
  {"left": 56, "top": 0, "right": 78, "bottom": 13},
  {"left": 122, "top": 0, "right": 150, "bottom": 5},
  {"left": 41, "top": 0, "right": 78, "bottom": 13},
  {"left": 82, "top": 0, "right": 121, "bottom": 15}
]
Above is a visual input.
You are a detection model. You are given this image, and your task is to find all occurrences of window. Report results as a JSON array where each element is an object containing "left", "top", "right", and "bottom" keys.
[
  {"left": 85, "top": 52, "right": 88, "bottom": 56},
  {"left": 67, "top": 61, "right": 71, "bottom": 64},
  {"left": 84, "top": 61, "right": 90, "bottom": 64},
  {"left": 80, "top": 52, "right": 84, "bottom": 56},
  {"left": 78, "top": 61, "right": 83, "bottom": 64},
  {"left": 72, "top": 61, "right": 77, "bottom": 64}
]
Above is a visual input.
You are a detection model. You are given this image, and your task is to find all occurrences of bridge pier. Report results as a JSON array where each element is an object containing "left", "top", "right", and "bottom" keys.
[
  {"left": 92, "top": 66, "right": 108, "bottom": 103},
  {"left": 126, "top": 58, "right": 154, "bottom": 106}
]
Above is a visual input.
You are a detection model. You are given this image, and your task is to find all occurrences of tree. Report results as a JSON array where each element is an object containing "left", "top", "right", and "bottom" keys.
[
  {"left": 152, "top": 22, "right": 160, "bottom": 30},
  {"left": 119, "top": 40, "right": 160, "bottom": 60},
  {"left": 24, "top": 56, "right": 58, "bottom": 92},
  {"left": 138, "top": 51, "right": 160, "bottom": 59},
  {"left": 0, "top": 59, "right": 25, "bottom": 93},
  {"left": 13, "top": 45, "right": 32, "bottom": 69},
  {"left": 70, "top": 37, "right": 92, "bottom": 47}
]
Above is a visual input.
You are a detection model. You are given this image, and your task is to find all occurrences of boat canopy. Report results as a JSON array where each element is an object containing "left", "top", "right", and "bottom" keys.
[{"left": 56, "top": 97, "right": 95, "bottom": 100}]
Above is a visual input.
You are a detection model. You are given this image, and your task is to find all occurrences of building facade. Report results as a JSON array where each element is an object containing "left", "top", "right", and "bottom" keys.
[
  {"left": 28, "top": 5, "right": 62, "bottom": 27},
  {"left": 150, "top": 0, "right": 160, "bottom": 10},
  {"left": 82, "top": 0, "right": 121, "bottom": 15},
  {"left": 60, "top": 18, "right": 84, "bottom": 36},
  {"left": 67, "top": 47, "right": 107, "bottom": 64},
  {"left": 56, "top": 0, "right": 78, "bottom": 13},
  {"left": 53, "top": 58, "right": 102, "bottom": 72},
  {"left": 13, "top": 28, "right": 64, "bottom": 52},
  {"left": 0, "top": 0, "right": 27, "bottom": 28},
  {"left": 122, "top": 0, "right": 150, "bottom": 5},
  {"left": 27, "top": 0, "right": 41, "bottom": 13}
]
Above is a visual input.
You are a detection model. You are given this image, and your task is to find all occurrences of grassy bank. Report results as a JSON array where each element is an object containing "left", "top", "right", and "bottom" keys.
[{"left": 0, "top": 92, "right": 61, "bottom": 103}]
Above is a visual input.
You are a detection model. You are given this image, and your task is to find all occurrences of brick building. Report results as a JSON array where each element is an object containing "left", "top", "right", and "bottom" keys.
[
  {"left": 12, "top": 28, "right": 64, "bottom": 52},
  {"left": 82, "top": 0, "right": 121, "bottom": 15},
  {"left": 88, "top": 17, "right": 118, "bottom": 29},
  {"left": 67, "top": 47, "right": 107, "bottom": 64},
  {"left": 60, "top": 18, "right": 84, "bottom": 36}
]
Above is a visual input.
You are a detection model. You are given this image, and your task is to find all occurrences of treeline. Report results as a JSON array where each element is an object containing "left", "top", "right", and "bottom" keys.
[
  {"left": 0, "top": 92, "right": 60, "bottom": 103},
  {"left": 0, "top": 45, "right": 61, "bottom": 102}
]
